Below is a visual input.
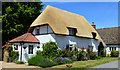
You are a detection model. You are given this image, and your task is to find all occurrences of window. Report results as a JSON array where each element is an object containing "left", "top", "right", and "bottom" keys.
[
  {"left": 115, "top": 47, "right": 116, "bottom": 50},
  {"left": 109, "top": 47, "right": 116, "bottom": 51},
  {"left": 68, "top": 28, "right": 77, "bottom": 36},
  {"left": 92, "top": 32, "right": 96, "bottom": 39},
  {"left": 36, "top": 29, "right": 39, "bottom": 35},
  {"left": 70, "top": 47, "right": 72, "bottom": 51},
  {"left": 29, "top": 45, "right": 33, "bottom": 54},
  {"left": 66, "top": 44, "right": 69, "bottom": 49},
  {"left": 110, "top": 47, "right": 111, "bottom": 51}
]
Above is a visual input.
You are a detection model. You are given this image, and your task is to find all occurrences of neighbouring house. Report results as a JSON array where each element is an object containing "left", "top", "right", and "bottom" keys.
[
  {"left": 7, "top": 5, "right": 105, "bottom": 62},
  {"left": 96, "top": 27, "right": 120, "bottom": 56}
]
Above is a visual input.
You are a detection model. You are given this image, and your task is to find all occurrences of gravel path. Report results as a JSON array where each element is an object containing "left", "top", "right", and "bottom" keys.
[{"left": 0, "top": 61, "right": 39, "bottom": 68}]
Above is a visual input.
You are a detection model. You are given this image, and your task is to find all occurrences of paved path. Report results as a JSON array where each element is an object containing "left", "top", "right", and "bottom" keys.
[
  {"left": 0, "top": 61, "right": 39, "bottom": 68},
  {"left": 92, "top": 60, "right": 119, "bottom": 68}
]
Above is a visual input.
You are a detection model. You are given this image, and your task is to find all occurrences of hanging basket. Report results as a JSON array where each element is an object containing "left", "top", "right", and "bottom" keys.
[
  {"left": 23, "top": 46, "right": 27, "bottom": 49},
  {"left": 37, "top": 46, "right": 40, "bottom": 48}
]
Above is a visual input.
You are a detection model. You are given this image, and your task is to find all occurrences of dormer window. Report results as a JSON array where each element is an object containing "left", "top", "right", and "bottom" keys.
[
  {"left": 68, "top": 28, "right": 77, "bottom": 36},
  {"left": 92, "top": 32, "right": 96, "bottom": 39},
  {"left": 36, "top": 29, "right": 39, "bottom": 35}
]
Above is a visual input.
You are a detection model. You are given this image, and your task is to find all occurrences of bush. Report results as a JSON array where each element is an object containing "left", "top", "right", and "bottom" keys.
[
  {"left": 111, "top": 50, "right": 119, "bottom": 57},
  {"left": 16, "top": 61, "right": 24, "bottom": 64},
  {"left": 54, "top": 57, "right": 72, "bottom": 65},
  {"left": 36, "top": 51, "right": 43, "bottom": 55},
  {"left": 89, "top": 52, "right": 97, "bottom": 60},
  {"left": 28, "top": 55, "right": 44, "bottom": 66},
  {"left": 41, "top": 41, "right": 59, "bottom": 59},
  {"left": 106, "top": 54, "right": 111, "bottom": 57},
  {"left": 9, "top": 51, "right": 19, "bottom": 62},
  {"left": 38, "top": 58, "right": 57, "bottom": 68},
  {"left": 77, "top": 50, "right": 86, "bottom": 61}
]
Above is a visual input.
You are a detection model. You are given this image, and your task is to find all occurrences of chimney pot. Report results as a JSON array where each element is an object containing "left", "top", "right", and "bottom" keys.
[
  {"left": 92, "top": 22, "right": 96, "bottom": 29},
  {"left": 92, "top": 22, "right": 94, "bottom": 25}
]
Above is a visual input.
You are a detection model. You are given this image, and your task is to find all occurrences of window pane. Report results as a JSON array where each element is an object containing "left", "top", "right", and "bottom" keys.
[
  {"left": 29, "top": 45, "right": 33, "bottom": 54},
  {"left": 114, "top": 47, "right": 116, "bottom": 50},
  {"left": 109, "top": 47, "right": 111, "bottom": 51},
  {"left": 36, "top": 29, "right": 39, "bottom": 34}
]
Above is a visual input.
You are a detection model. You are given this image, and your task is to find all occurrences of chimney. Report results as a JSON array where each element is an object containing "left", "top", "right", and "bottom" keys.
[{"left": 92, "top": 22, "right": 96, "bottom": 29}]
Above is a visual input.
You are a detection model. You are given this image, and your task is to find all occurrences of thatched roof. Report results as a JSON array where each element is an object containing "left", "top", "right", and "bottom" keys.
[
  {"left": 97, "top": 27, "right": 120, "bottom": 45},
  {"left": 28, "top": 5, "right": 101, "bottom": 40}
]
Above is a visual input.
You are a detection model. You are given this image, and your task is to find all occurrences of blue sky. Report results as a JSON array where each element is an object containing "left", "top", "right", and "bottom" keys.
[{"left": 41, "top": 2, "right": 118, "bottom": 29}]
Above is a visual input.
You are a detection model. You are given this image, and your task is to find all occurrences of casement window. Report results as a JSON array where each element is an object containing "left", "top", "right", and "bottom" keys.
[
  {"left": 109, "top": 47, "right": 116, "bottom": 51},
  {"left": 66, "top": 44, "right": 74, "bottom": 51},
  {"left": 35, "top": 25, "right": 53, "bottom": 35},
  {"left": 110, "top": 47, "right": 111, "bottom": 51},
  {"left": 66, "top": 44, "right": 69, "bottom": 49},
  {"left": 36, "top": 29, "right": 40, "bottom": 35},
  {"left": 29, "top": 45, "right": 33, "bottom": 54},
  {"left": 68, "top": 28, "right": 77, "bottom": 36}
]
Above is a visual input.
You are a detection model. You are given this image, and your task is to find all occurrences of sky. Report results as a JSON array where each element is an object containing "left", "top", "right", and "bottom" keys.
[{"left": 41, "top": 2, "right": 118, "bottom": 29}]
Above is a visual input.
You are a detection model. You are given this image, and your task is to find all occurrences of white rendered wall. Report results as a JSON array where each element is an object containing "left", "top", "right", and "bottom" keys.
[
  {"left": 55, "top": 35, "right": 99, "bottom": 52},
  {"left": 32, "top": 25, "right": 99, "bottom": 52},
  {"left": 12, "top": 43, "right": 39, "bottom": 62}
]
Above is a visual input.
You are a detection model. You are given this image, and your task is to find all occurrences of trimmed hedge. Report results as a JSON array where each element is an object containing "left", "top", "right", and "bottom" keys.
[
  {"left": 111, "top": 50, "right": 119, "bottom": 57},
  {"left": 28, "top": 55, "right": 44, "bottom": 66}
]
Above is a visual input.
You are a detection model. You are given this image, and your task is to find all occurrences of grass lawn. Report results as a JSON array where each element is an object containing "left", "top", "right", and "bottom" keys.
[{"left": 51, "top": 57, "right": 119, "bottom": 69}]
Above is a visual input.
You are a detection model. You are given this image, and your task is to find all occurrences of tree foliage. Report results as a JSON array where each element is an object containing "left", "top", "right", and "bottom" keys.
[{"left": 2, "top": 2, "right": 44, "bottom": 45}]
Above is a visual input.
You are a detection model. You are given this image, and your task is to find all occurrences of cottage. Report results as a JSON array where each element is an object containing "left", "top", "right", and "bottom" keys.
[
  {"left": 96, "top": 27, "right": 120, "bottom": 56},
  {"left": 9, "top": 5, "right": 105, "bottom": 62}
]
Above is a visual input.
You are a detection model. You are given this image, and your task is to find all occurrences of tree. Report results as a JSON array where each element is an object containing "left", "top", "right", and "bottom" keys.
[{"left": 2, "top": 2, "right": 44, "bottom": 45}]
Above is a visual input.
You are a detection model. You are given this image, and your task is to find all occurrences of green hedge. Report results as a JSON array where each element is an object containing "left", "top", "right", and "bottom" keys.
[
  {"left": 28, "top": 55, "right": 44, "bottom": 66},
  {"left": 111, "top": 50, "right": 119, "bottom": 57}
]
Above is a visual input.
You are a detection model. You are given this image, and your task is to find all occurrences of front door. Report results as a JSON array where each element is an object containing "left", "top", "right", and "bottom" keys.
[{"left": 98, "top": 42, "right": 104, "bottom": 56}]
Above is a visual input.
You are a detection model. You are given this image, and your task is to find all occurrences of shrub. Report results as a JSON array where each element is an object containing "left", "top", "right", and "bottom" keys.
[
  {"left": 9, "top": 51, "right": 19, "bottom": 62},
  {"left": 58, "top": 49, "right": 72, "bottom": 57},
  {"left": 36, "top": 51, "right": 43, "bottom": 55},
  {"left": 42, "top": 41, "right": 59, "bottom": 59},
  {"left": 28, "top": 55, "right": 44, "bottom": 66},
  {"left": 16, "top": 61, "right": 24, "bottom": 64},
  {"left": 89, "top": 52, "right": 97, "bottom": 60},
  {"left": 77, "top": 50, "right": 86, "bottom": 61},
  {"left": 106, "top": 54, "right": 111, "bottom": 57},
  {"left": 111, "top": 50, "right": 119, "bottom": 57},
  {"left": 54, "top": 57, "right": 72, "bottom": 65},
  {"left": 38, "top": 58, "right": 57, "bottom": 68}
]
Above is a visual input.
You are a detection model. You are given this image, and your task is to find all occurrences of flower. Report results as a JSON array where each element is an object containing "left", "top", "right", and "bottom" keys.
[
  {"left": 84, "top": 52, "right": 86, "bottom": 54},
  {"left": 2, "top": 46, "right": 4, "bottom": 48},
  {"left": 55, "top": 57, "right": 70, "bottom": 61},
  {"left": 10, "top": 46, "right": 12, "bottom": 47},
  {"left": 91, "top": 50, "right": 93, "bottom": 51},
  {"left": 81, "top": 46, "right": 85, "bottom": 49},
  {"left": 88, "top": 45, "right": 90, "bottom": 47},
  {"left": 72, "top": 51, "right": 74, "bottom": 54}
]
